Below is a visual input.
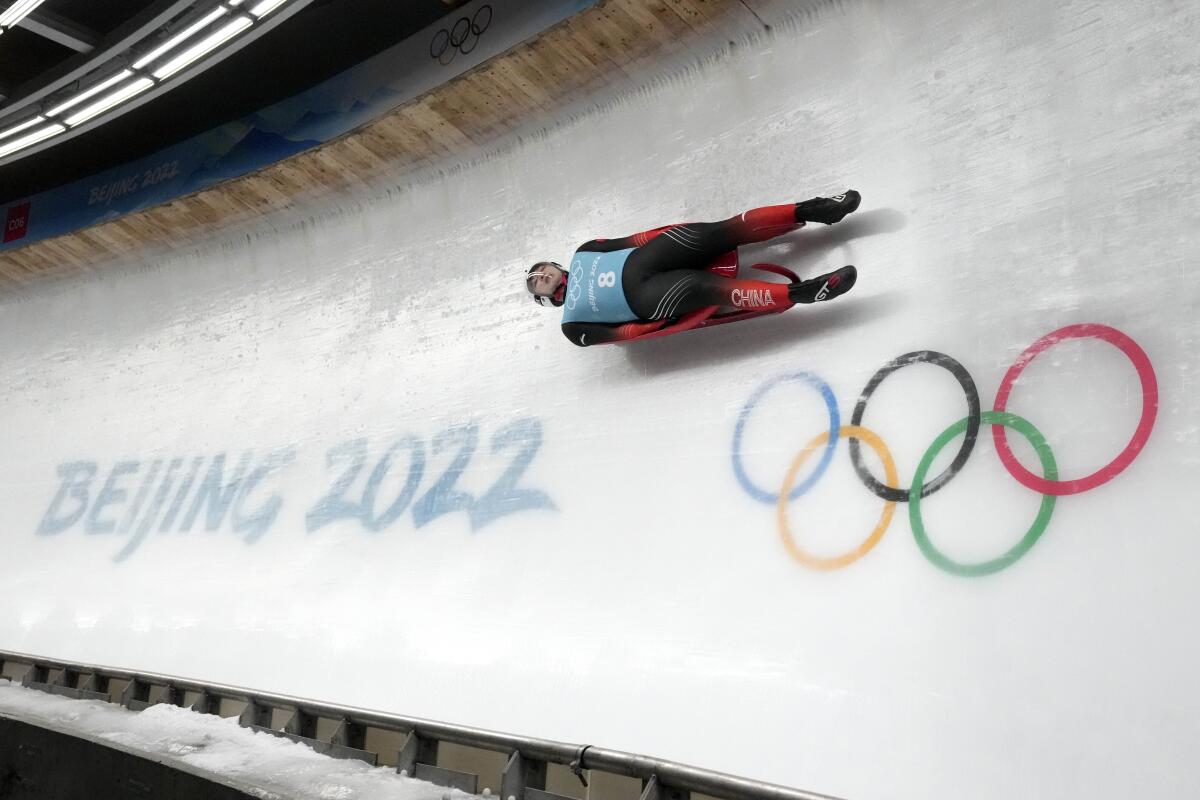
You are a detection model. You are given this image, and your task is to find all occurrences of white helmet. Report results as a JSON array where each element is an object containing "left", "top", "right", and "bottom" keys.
[{"left": 526, "top": 261, "right": 568, "bottom": 307}]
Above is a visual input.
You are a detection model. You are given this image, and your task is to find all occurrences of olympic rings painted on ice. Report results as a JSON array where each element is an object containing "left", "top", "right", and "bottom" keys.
[
  {"left": 849, "top": 351, "right": 980, "bottom": 502},
  {"left": 992, "top": 323, "right": 1158, "bottom": 496},
  {"left": 732, "top": 371, "right": 839, "bottom": 504},
  {"left": 777, "top": 425, "right": 898, "bottom": 570},
  {"left": 910, "top": 411, "right": 1057, "bottom": 577},
  {"left": 732, "top": 324, "right": 1158, "bottom": 577}
]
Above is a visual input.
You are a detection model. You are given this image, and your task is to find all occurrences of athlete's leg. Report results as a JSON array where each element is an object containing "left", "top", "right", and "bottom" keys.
[
  {"left": 626, "top": 192, "right": 861, "bottom": 278},
  {"left": 682, "top": 191, "right": 861, "bottom": 251},
  {"left": 624, "top": 193, "right": 861, "bottom": 319},
  {"left": 627, "top": 205, "right": 801, "bottom": 276},
  {"left": 628, "top": 265, "right": 858, "bottom": 320}
]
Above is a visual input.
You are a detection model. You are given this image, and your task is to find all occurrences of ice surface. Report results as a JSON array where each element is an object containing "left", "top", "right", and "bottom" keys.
[
  {"left": 0, "top": 682, "right": 475, "bottom": 800},
  {"left": 1, "top": 0, "right": 1198, "bottom": 798}
]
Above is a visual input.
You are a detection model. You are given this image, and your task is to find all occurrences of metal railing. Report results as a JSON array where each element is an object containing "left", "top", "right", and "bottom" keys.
[{"left": 0, "top": 648, "right": 844, "bottom": 800}]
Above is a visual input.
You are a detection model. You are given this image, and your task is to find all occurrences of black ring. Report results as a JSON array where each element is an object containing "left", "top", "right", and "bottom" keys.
[
  {"left": 472, "top": 4, "right": 493, "bottom": 36},
  {"left": 449, "top": 16, "right": 471, "bottom": 48},
  {"left": 429, "top": 27, "right": 451, "bottom": 60},
  {"left": 848, "top": 351, "right": 981, "bottom": 502},
  {"left": 429, "top": 28, "right": 450, "bottom": 60}
]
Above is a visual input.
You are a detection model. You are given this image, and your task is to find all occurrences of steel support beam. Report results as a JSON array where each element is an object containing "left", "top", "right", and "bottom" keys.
[{"left": 17, "top": 9, "right": 99, "bottom": 53}]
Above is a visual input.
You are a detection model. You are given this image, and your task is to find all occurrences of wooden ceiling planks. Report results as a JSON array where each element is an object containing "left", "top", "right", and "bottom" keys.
[{"left": 0, "top": 0, "right": 740, "bottom": 291}]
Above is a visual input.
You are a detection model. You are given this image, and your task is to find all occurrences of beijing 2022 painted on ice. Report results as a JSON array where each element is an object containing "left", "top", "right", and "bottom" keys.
[{"left": 35, "top": 417, "right": 555, "bottom": 562}]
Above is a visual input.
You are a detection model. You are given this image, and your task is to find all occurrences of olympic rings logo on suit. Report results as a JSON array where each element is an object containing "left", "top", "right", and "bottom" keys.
[
  {"left": 730, "top": 323, "right": 1158, "bottom": 577},
  {"left": 429, "top": 4, "right": 493, "bottom": 65},
  {"left": 565, "top": 257, "right": 582, "bottom": 310}
]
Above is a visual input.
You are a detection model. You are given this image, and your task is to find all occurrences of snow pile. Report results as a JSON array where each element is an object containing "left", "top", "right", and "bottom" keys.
[{"left": 0, "top": 682, "right": 476, "bottom": 800}]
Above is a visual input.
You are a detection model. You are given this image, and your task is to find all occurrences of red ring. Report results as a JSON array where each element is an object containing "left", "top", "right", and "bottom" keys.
[{"left": 992, "top": 324, "right": 1157, "bottom": 495}]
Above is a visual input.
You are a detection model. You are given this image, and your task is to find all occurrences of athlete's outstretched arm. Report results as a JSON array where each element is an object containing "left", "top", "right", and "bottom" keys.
[{"left": 561, "top": 319, "right": 669, "bottom": 347}]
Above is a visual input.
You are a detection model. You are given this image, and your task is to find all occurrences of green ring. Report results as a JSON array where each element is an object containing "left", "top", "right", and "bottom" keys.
[{"left": 909, "top": 411, "right": 1058, "bottom": 577}]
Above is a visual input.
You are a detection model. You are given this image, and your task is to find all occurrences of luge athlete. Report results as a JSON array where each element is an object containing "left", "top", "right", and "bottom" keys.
[{"left": 525, "top": 191, "right": 862, "bottom": 346}]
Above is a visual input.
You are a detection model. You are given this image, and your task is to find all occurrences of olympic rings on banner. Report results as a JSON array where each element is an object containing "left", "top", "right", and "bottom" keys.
[
  {"left": 849, "top": 351, "right": 980, "bottom": 502},
  {"left": 910, "top": 411, "right": 1057, "bottom": 577},
  {"left": 992, "top": 323, "right": 1158, "bottom": 495},
  {"left": 777, "top": 425, "right": 898, "bottom": 570},
  {"left": 732, "top": 371, "right": 839, "bottom": 504},
  {"left": 429, "top": 4, "right": 493, "bottom": 65},
  {"left": 731, "top": 324, "right": 1157, "bottom": 577}
]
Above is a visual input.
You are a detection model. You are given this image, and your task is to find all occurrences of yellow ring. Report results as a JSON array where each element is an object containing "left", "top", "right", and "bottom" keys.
[{"left": 776, "top": 425, "right": 898, "bottom": 570}]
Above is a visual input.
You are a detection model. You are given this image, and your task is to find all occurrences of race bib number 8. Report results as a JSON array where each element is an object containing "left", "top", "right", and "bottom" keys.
[{"left": 597, "top": 271, "right": 616, "bottom": 288}]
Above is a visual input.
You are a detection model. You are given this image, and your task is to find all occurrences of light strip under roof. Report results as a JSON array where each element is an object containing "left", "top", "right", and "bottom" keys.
[
  {"left": 249, "top": 0, "right": 289, "bottom": 17},
  {"left": 46, "top": 70, "right": 134, "bottom": 117},
  {"left": 0, "top": 0, "right": 50, "bottom": 32},
  {"left": 64, "top": 78, "right": 156, "bottom": 126},
  {"left": 152, "top": 16, "right": 253, "bottom": 79},
  {"left": 0, "top": 114, "right": 47, "bottom": 142},
  {"left": 0, "top": 122, "right": 65, "bottom": 159},
  {"left": 132, "top": 7, "right": 230, "bottom": 70}
]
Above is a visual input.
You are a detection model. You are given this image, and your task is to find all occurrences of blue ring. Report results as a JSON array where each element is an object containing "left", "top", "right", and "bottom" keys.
[{"left": 732, "top": 371, "right": 839, "bottom": 504}]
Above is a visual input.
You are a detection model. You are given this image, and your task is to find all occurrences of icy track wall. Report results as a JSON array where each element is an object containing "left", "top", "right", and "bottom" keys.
[{"left": 1, "top": 0, "right": 1198, "bottom": 798}]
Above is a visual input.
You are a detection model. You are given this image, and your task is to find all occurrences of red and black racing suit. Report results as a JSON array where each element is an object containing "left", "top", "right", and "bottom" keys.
[{"left": 561, "top": 203, "right": 805, "bottom": 347}]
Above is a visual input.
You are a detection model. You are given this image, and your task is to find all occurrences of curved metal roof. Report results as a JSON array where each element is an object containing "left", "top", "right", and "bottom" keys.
[
  {"left": 0, "top": 1, "right": 321, "bottom": 165},
  {"left": 0, "top": 0, "right": 467, "bottom": 202}
]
